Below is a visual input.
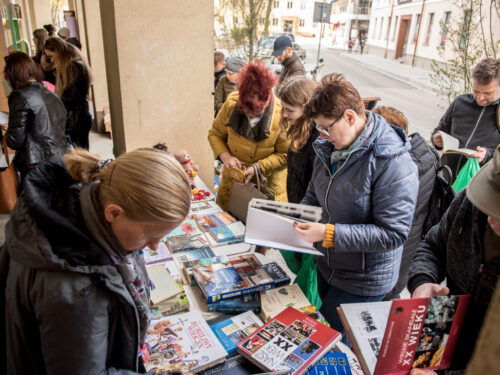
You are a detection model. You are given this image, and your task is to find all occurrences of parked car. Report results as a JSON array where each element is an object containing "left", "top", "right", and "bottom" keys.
[{"left": 273, "top": 32, "right": 295, "bottom": 42}]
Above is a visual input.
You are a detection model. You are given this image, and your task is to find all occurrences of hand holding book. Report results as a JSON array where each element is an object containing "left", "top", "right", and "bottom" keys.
[
  {"left": 293, "top": 222, "right": 326, "bottom": 243},
  {"left": 411, "top": 283, "right": 450, "bottom": 299}
]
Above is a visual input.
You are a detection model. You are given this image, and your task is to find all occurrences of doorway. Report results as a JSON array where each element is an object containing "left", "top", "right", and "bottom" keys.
[
  {"left": 284, "top": 20, "right": 294, "bottom": 33},
  {"left": 395, "top": 16, "right": 411, "bottom": 59}
]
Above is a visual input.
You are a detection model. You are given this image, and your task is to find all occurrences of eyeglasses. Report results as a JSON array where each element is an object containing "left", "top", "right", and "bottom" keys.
[{"left": 314, "top": 108, "right": 355, "bottom": 137}]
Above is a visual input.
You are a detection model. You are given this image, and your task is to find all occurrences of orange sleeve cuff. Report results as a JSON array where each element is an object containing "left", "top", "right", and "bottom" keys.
[{"left": 322, "top": 224, "right": 335, "bottom": 248}]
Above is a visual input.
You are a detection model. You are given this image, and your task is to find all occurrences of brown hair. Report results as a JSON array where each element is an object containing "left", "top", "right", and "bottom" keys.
[
  {"left": 304, "top": 73, "right": 365, "bottom": 120},
  {"left": 44, "top": 37, "right": 92, "bottom": 96},
  {"left": 33, "top": 28, "right": 49, "bottom": 55},
  {"left": 4, "top": 52, "right": 43, "bottom": 89},
  {"left": 214, "top": 51, "right": 225, "bottom": 66},
  {"left": 277, "top": 76, "right": 318, "bottom": 152},
  {"left": 472, "top": 58, "right": 500, "bottom": 85},
  {"left": 372, "top": 106, "right": 408, "bottom": 134},
  {"left": 65, "top": 148, "right": 192, "bottom": 223}
]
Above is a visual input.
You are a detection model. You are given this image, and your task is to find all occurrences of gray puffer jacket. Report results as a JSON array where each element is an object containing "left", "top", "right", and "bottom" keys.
[
  {"left": 0, "top": 158, "right": 145, "bottom": 374},
  {"left": 302, "top": 113, "right": 419, "bottom": 296}
]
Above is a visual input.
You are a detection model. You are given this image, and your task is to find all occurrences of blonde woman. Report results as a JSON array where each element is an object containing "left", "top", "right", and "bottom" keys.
[
  {"left": 1, "top": 148, "right": 192, "bottom": 373},
  {"left": 44, "top": 37, "right": 92, "bottom": 149}
]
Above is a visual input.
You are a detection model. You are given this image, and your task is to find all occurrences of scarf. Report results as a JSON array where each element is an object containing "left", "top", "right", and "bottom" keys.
[
  {"left": 80, "top": 183, "right": 151, "bottom": 345},
  {"left": 226, "top": 96, "right": 274, "bottom": 142}
]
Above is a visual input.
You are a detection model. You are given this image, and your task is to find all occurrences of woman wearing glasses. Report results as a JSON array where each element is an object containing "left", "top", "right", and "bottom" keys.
[{"left": 293, "top": 74, "right": 419, "bottom": 338}]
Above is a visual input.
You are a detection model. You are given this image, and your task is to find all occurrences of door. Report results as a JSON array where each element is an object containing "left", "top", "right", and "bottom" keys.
[
  {"left": 284, "top": 20, "right": 293, "bottom": 32},
  {"left": 395, "top": 16, "right": 411, "bottom": 59}
]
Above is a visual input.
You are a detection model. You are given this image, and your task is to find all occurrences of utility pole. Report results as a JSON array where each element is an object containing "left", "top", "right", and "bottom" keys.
[{"left": 316, "top": 0, "right": 326, "bottom": 67}]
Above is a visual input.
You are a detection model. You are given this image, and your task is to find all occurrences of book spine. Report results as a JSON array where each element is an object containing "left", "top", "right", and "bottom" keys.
[
  {"left": 207, "top": 304, "right": 260, "bottom": 313},
  {"left": 207, "top": 283, "right": 274, "bottom": 303}
]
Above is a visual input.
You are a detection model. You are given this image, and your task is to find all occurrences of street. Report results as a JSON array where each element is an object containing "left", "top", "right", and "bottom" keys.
[{"left": 298, "top": 36, "right": 449, "bottom": 139}]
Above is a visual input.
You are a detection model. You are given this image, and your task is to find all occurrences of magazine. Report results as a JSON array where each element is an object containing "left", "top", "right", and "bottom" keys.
[{"left": 237, "top": 306, "right": 341, "bottom": 375}]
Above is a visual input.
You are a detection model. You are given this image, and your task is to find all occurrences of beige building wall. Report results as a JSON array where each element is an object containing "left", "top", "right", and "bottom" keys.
[
  {"left": 26, "top": 0, "right": 52, "bottom": 31},
  {"left": 100, "top": 0, "right": 215, "bottom": 186}
]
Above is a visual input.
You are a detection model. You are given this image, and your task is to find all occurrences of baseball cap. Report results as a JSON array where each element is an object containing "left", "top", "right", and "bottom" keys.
[
  {"left": 467, "top": 145, "right": 500, "bottom": 220},
  {"left": 226, "top": 56, "right": 245, "bottom": 73},
  {"left": 272, "top": 36, "right": 292, "bottom": 57}
]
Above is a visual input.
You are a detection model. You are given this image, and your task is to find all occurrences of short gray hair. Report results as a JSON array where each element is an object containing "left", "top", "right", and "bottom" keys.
[{"left": 472, "top": 58, "right": 500, "bottom": 85}]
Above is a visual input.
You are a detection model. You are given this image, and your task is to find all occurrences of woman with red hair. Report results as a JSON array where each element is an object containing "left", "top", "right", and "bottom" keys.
[{"left": 208, "top": 62, "right": 290, "bottom": 210}]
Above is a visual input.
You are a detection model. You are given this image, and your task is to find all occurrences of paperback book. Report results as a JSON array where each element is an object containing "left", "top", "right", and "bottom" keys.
[
  {"left": 237, "top": 306, "right": 341, "bottom": 375},
  {"left": 197, "top": 212, "right": 237, "bottom": 231},
  {"left": 438, "top": 131, "right": 476, "bottom": 156},
  {"left": 143, "top": 242, "right": 172, "bottom": 265},
  {"left": 192, "top": 254, "right": 291, "bottom": 303},
  {"left": 210, "top": 311, "right": 263, "bottom": 356},
  {"left": 190, "top": 200, "right": 222, "bottom": 217},
  {"left": 164, "top": 219, "right": 208, "bottom": 253},
  {"left": 207, "top": 292, "right": 261, "bottom": 313},
  {"left": 260, "top": 284, "right": 312, "bottom": 321},
  {"left": 142, "top": 311, "right": 228, "bottom": 374},
  {"left": 146, "top": 264, "right": 182, "bottom": 305},
  {"left": 208, "top": 222, "right": 245, "bottom": 243},
  {"left": 337, "top": 295, "right": 470, "bottom": 375},
  {"left": 173, "top": 247, "right": 216, "bottom": 285}
]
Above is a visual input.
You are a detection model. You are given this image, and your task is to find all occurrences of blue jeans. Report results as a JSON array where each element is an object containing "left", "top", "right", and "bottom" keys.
[{"left": 317, "top": 271, "right": 385, "bottom": 344}]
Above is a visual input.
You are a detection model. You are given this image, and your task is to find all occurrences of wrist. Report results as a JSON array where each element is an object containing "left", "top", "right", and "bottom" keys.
[{"left": 322, "top": 224, "right": 335, "bottom": 248}]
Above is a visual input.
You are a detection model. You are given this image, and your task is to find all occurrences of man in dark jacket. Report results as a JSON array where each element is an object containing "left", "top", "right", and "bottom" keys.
[
  {"left": 408, "top": 145, "right": 500, "bottom": 373},
  {"left": 272, "top": 35, "right": 305, "bottom": 92},
  {"left": 293, "top": 74, "right": 419, "bottom": 336},
  {"left": 432, "top": 58, "right": 500, "bottom": 178}
]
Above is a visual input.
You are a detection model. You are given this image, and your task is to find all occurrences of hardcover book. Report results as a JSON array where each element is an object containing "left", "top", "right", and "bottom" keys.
[
  {"left": 142, "top": 311, "right": 228, "bottom": 374},
  {"left": 207, "top": 292, "right": 261, "bottom": 313},
  {"left": 151, "top": 259, "right": 190, "bottom": 316},
  {"left": 143, "top": 242, "right": 172, "bottom": 265},
  {"left": 208, "top": 222, "right": 245, "bottom": 243},
  {"left": 181, "top": 256, "right": 229, "bottom": 286},
  {"left": 237, "top": 306, "right": 341, "bottom": 375},
  {"left": 192, "top": 254, "right": 291, "bottom": 303},
  {"left": 173, "top": 247, "right": 216, "bottom": 285},
  {"left": 210, "top": 311, "right": 263, "bottom": 356},
  {"left": 260, "top": 284, "right": 312, "bottom": 321},
  {"left": 337, "top": 295, "right": 470, "bottom": 375},
  {"left": 197, "top": 212, "right": 237, "bottom": 231},
  {"left": 307, "top": 352, "right": 352, "bottom": 375}
]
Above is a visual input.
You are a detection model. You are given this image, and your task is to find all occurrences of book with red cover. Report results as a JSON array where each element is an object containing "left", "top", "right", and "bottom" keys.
[
  {"left": 237, "top": 306, "right": 341, "bottom": 375},
  {"left": 337, "top": 295, "right": 470, "bottom": 375}
]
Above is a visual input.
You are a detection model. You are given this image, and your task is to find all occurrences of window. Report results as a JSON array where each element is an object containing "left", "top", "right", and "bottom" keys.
[
  {"left": 301, "top": 2, "right": 306, "bottom": 10},
  {"left": 233, "top": 16, "right": 238, "bottom": 25},
  {"left": 287, "top": 1, "right": 293, "bottom": 9},
  {"left": 391, "top": 15, "right": 399, "bottom": 41},
  {"left": 459, "top": 9, "right": 471, "bottom": 49},
  {"left": 299, "top": 19, "right": 305, "bottom": 27},
  {"left": 372, "top": 18, "right": 378, "bottom": 38},
  {"left": 424, "top": 13, "right": 434, "bottom": 46},
  {"left": 412, "top": 14, "right": 421, "bottom": 43},
  {"left": 378, "top": 17, "right": 384, "bottom": 39},
  {"left": 272, "top": 18, "right": 279, "bottom": 26},
  {"left": 440, "top": 11, "right": 451, "bottom": 46},
  {"left": 273, "top": 1, "right": 280, "bottom": 8}
]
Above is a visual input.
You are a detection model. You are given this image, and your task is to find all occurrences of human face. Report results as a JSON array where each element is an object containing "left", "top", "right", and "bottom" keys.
[
  {"left": 472, "top": 79, "right": 500, "bottom": 106},
  {"left": 226, "top": 71, "right": 239, "bottom": 84},
  {"left": 488, "top": 216, "right": 500, "bottom": 236},
  {"left": 44, "top": 49, "right": 58, "bottom": 68},
  {"left": 214, "top": 62, "right": 225, "bottom": 73},
  {"left": 276, "top": 47, "right": 292, "bottom": 63},
  {"left": 105, "top": 204, "right": 180, "bottom": 251},
  {"left": 314, "top": 109, "right": 357, "bottom": 150},
  {"left": 282, "top": 102, "right": 304, "bottom": 126}
]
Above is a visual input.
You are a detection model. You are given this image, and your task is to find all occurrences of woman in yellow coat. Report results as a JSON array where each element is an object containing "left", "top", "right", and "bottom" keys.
[{"left": 208, "top": 62, "right": 290, "bottom": 210}]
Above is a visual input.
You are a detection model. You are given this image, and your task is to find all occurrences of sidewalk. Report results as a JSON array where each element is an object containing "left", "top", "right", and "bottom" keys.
[{"left": 336, "top": 50, "right": 436, "bottom": 92}]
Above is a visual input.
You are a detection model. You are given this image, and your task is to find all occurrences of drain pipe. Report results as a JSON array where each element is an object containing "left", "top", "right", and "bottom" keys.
[
  {"left": 412, "top": 0, "right": 426, "bottom": 66},
  {"left": 384, "top": 0, "right": 395, "bottom": 59}
]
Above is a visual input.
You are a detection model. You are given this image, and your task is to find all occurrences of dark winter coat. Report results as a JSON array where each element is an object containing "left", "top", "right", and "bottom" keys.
[
  {"left": 432, "top": 93, "right": 500, "bottom": 178},
  {"left": 384, "top": 133, "right": 439, "bottom": 300},
  {"left": 0, "top": 157, "right": 146, "bottom": 374},
  {"left": 302, "top": 113, "right": 419, "bottom": 296},
  {"left": 286, "top": 127, "right": 319, "bottom": 203},
  {"left": 408, "top": 190, "right": 500, "bottom": 371},
  {"left": 6, "top": 82, "right": 67, "bottom": 171},
  {"left": 214, "top": 75, "right": 237, "bottom": 113},
  {"left": 277, "top": 53, "right": 305, "bottom": 90},
  {"left": 214, "top": 68, "right": 226, "bottom": 91}
]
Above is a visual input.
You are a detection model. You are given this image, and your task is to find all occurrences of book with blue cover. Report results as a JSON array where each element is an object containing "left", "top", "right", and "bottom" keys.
[
  {"left": 207, "top": 292, "right": 261, "bottom": 313},
  {"left": 208, "top": 222, "right": 245, "bottom": 243},
  {"left": 192, "top": 254, "right": 291, "bottom": 303},
  {"left": 307, "top": 352, "right": 352, "bottom": 375},
  {"left": 210, "top": 311, "right": 263, "bottom": 356}
]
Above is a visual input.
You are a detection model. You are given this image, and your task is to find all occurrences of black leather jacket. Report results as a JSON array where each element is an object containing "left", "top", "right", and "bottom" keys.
[
  {"left": 6, "top": 82, "right": 67, "bottom": 170},
  {"left": 62, "top": 60, "right": 91, "bottom": 134}
]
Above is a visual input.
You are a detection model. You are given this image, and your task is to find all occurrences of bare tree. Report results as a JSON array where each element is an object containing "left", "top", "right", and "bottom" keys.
[{"left": 263, "top": 0, "right": 274, "bottom": 37}]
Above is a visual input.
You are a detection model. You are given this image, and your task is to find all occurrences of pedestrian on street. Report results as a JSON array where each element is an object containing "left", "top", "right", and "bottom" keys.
[
  {"left": 293, "top": 74, "right": 419, "bottom": 338},
  {"left": 214, "top": 56, "right": 245, "bottom": 115},
  {"left": 347, "top": 39, "right": 354, "bottom": 54},
  {"left": 271, "top": 35, "right": 306, "bottom": 93},
  {"left": 359, "top": 37, "right": 365, "bottom": 55},
  {"left": 431, "top": 58, "right": 500, "bottom": 179}
]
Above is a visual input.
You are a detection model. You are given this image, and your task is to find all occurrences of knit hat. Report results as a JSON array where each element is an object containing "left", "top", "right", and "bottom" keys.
[
  {"left": 467, "top": 145, "right": 500, "bottom": 220},
  {"left": 226, "top": 56, "right": 245, "bottom": 73},
  {"left": 58, "top": 27, "right": 70, "bottom": 39}
]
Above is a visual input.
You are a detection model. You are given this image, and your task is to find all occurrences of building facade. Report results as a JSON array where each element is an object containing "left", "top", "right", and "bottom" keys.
[{"left": 330, "top": 0, "right": 371, "bottom": 49}]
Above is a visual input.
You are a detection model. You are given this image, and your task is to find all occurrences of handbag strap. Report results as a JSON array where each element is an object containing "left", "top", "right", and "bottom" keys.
[
  {"left": 252, "top": 162, "right": 267, "bottom": 190},
  {"left": 2, "top": 136, "right": 11, "bottom": 166}
]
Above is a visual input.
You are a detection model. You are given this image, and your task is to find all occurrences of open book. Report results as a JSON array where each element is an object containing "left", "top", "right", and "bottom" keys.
[
  {"left": 244, "top": 199, "right": 323, "bottom": 256},
  {"left": 438, "top": 131, "right": 476, "bottom": 156},
  {"left": 338, "top": 295, "right": 470, "bottom": 375}
]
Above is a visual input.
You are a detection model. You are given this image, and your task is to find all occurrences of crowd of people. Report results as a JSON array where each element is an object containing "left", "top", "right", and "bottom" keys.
[{"left": 0, "top": 30, "right": 498, "bottom": 373}]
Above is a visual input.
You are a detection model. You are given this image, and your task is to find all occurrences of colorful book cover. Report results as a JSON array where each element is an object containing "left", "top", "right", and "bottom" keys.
[
  {"left": 260, "top": 284, "right": 312, "bottom": 321},
  {"left": 173, "top": 247, "right": 216, "bottom": 284},
  {"left": 210, "top": 311, "right": 263, "bottom": 356},
  {"left": 142, "top": 311, "right": 228, "bottom": 373},
  {"left": 297, "top": 305, "right": 330, "bottom": 328},
  {"left": 207, "top": 292, "right": 261, "bottom": 313},
  {"left": 331, "top": 342, "right": 364, "bottom": 375},
  {"left": 143, "top": 242, "right": 172, "bottom": 265},
  {"left": 338, "top": 295, "right": 470, "bottom": 375},
  {"left": 197, "top": 212, "right": 237, "bottom": 231},
  {"left": 237, "top": 307, "right": 341, "bottom": 375},
  {"left": 198, "top": 355, "right": 262, "bottom": 375},
  {"left": 307, "top": 352, "right": 352, "bottom": 375},
  {"left": 192, "top": 254, "right": 291, "bottom": 303},
  {"left": 208, "top": 222, "right": 245, "bottom": 243},
  {"left": 182, "top": 255, "right": 229, "bottom": 286}
]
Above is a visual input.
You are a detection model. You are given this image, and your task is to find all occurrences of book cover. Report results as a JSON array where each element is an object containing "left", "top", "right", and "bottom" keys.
[
  {"left": 260, "top": 284, "right": 312, "bottom": 321},
  {"left": 297, "top": 305, "right": 330, "bottom": 328},
  {"left": 143, "top": 242, "right": 173, "bottom": 265},
  {"left": 154, "top": 286, "right": 190, "bottom": 316},
  {"left": 146, "top": 264, "right": 182, "bottom": 305},
  {"left": 174, "top": 247, "right": 216, "bottom": 285},
  {"left": 210, "top": 311, "right": 263, "bottom": 356},
  {"left": 164, "top": 219, "right": 209, "bottom": 252},
  {"left": 207, "top": 292, "right": 261, "bottom": 313},
  {"left": 142, "top": 311, "right": 227, "bottom": 373},
  {"left": 208, "top": 222, "right": 245, "bottom": 243},
  {"left": 338, "top": 295, "right": 470, "bottom": 375},
  {"left": 206, "top": 230, "right": 245, "bottom": 247},
  {"left": 190, "top": 200, "right": 222, "bottom": 217},
  {"left": 192, "top": 254, "right": 291, "bottom": 303},
  {"left": 307, "top": 352, "right": 352, "bottom": 375},
  {"left": 197, "top": 212, "right": 237, "bottom": 231},
  {"left": 331, "top": 342, "right": 363, "bottom": 375},
  {"left": 198, "top": 355, "right": 262, "bottom": 375},
  {"left": 237, "top": 307, "right": 341, "bottom": 375}
]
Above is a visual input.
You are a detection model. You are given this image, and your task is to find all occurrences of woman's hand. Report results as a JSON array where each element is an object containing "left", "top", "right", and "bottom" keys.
[
  {"left": 243, "top": 165, "right": 255, "bottom": 184},
  {"left": 219, "top": 152, "right": 242, "bottom": 169},
  {"left": 412, "top": 283, "right": 450, "bottom": 299},
  {"left": 293, "top": 222, "right": 326, "bottom": 243}
]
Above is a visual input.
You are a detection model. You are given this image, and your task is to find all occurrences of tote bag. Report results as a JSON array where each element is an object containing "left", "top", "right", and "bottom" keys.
[{"left": 0, "top": 137, "right": 18, "bottom": 213}]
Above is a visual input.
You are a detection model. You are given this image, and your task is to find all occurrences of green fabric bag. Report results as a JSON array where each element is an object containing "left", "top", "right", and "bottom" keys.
[
  {"left": 452, "top": 157, "right": 480, "bottom": 193},
  {"left": 280, "top": 251, "right": 322, "bottom": 309}
]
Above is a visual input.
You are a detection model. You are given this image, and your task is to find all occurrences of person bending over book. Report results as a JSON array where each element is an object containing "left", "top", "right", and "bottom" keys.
[
  {"left": 0, "top": 148, "right": 191, "bottom": 374},
  {"left": 407, "top": 145, "right": 500, "bottom": 374},
  {"left": 292, "top": 74, "right": 419, "bottom": 338}
]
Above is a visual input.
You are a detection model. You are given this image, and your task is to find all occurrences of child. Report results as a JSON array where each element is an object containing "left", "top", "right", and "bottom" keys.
[{"left": 214, "top": 51, "right": 226, "bottom": 90}]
